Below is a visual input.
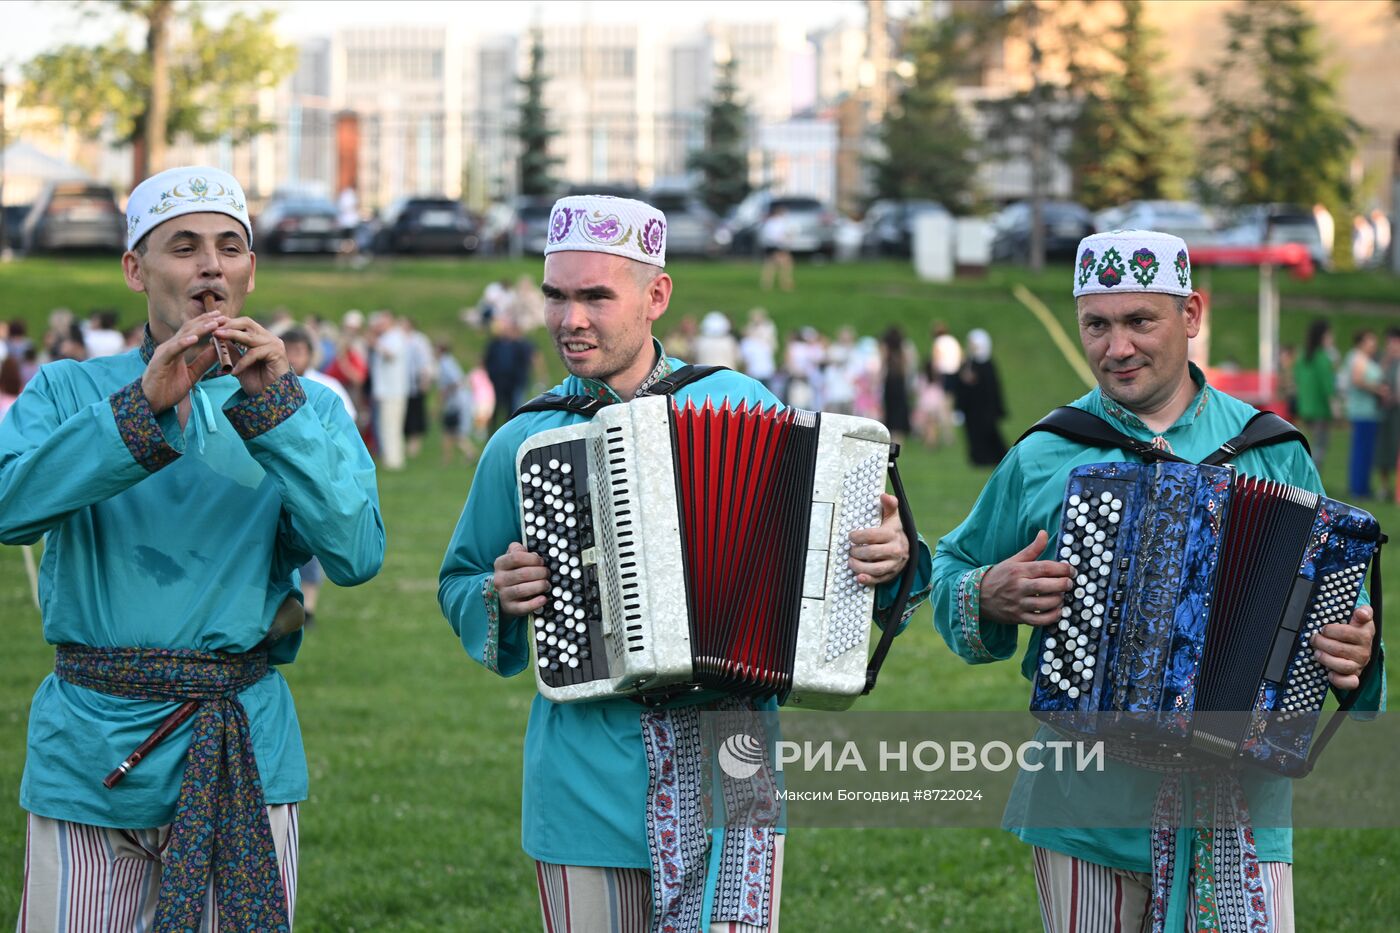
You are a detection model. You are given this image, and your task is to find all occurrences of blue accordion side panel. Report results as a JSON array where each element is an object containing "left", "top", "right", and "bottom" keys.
[{"left": 1239, "top": 497, "right": 1381, "bottom": 775}]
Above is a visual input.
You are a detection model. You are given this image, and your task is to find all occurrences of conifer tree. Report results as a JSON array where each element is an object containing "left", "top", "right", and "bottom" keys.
[
  {"left": 687, "top": 58, "right": 752, "bottom": 217},
  {"left": 516, "top": 30, "right": 560, "bottom": 197},
  {"left": 1195, "top": 0, "right": 1359, "bottom": 212}
]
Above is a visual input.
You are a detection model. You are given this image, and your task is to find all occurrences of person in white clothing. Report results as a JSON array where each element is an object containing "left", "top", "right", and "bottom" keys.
[
  {"left": 369, "top": 311, "right": 410, "bottom": 470},
  {"left": 759, "top": 207, "right": 795, "bottom": 292}
]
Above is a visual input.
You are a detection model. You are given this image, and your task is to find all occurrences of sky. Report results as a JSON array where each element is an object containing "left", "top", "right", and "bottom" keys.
[{"left": 0, "top": 0, "right": 884, "bottom": 70}]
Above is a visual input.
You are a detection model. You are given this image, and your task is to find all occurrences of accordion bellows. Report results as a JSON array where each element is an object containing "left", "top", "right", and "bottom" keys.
[
  {"left": 515, "top": 395, "right": 892, "bottom": 708},
  {"left": 1031, "top": 460, "right": 1382, "bottom": 775}
]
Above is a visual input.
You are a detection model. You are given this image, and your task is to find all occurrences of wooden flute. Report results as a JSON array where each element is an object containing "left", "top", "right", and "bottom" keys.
[
  {"left": 202, "top": 292, "right": 234, "bottom": 373},
  {"left": 103, "top": 700, "right": 201, "bottom": 788}
]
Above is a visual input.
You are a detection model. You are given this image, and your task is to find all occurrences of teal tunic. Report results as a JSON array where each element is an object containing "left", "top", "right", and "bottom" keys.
[
  {"left": 931, "top": 365, "right": 1384, "bottom": 872},
  {"left": 0, "top": 338, "right": 384, "bottom": 829},
  {"left": 439, "top": 347, "right": 932, "bottom": 870}
]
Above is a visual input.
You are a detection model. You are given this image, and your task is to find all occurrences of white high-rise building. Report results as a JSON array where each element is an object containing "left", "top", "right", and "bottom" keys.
[
  {"left": 331, "top": 25, "right": 466, "bottom": 207},
  {"left": 264, "top": 16, "right": 861, "bottom": 210}
]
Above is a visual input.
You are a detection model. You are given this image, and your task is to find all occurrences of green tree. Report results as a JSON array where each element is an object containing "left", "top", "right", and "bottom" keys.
[
  {"left": 1069, "top": 0, "right": 1190, "bottom": 209},
  {"left": 686, "top": 58, "right": 751, "bottom": 217},
  {"left": 1195, "top": 0, "right": 1359, "bottom": 214},
  {"left": 867, "top": 9, "right": 981, "bottom": 210},
  {"left": 516, "top": 30, "right": 560, "bottom": 198},
  {"left": 22, "top": 2, "right": 296, "bottom": 179}
]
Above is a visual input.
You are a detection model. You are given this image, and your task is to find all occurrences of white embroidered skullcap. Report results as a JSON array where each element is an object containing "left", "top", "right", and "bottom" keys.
[
  {"left": 544, "top": 195, "right": 667, "bottom": 267},
  {"left": 1072, "top": 229, "right": 1192, "bottom": 298},
  {"left": 126, "top": 165, "right": 252, "bottom": 251}
]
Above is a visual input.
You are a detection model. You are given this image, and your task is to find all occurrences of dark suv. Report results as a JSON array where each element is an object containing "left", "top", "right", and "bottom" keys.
[
  {"left": 372, "top": 197, "right": 480, "bottom": 254},
  {"left": 22, "top": 182, "right": 126, "bottom": 254}
]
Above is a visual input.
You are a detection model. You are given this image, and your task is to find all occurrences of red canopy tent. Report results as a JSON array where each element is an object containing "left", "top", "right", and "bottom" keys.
[{"left": 1190, "top": 244, "right": 1315, "bottom": 415}]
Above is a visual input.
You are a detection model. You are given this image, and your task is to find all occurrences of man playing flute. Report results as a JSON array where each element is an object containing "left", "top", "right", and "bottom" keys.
[{"left": 0, "top": 165, "right": 385, "bottom": 932}]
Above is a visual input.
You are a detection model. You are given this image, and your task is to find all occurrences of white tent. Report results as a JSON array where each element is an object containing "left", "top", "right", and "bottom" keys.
[{"left": 1, "top": 141, "right": 91, "bottom": 207}]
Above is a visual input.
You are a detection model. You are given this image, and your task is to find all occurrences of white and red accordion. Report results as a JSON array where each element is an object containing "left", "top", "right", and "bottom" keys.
[{"left": 515, "top": 395, "right": 915, "bottom": 709}]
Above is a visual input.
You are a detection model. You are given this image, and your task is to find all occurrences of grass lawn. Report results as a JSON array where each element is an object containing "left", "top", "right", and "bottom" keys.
[{"left": 0, "top": 255, "right": 1397, "bottom": 930}]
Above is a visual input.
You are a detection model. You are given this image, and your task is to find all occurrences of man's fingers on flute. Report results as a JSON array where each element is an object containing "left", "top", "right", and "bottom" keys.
[{"left": 186, "top": 344, "right": 219, "bottom": 378}]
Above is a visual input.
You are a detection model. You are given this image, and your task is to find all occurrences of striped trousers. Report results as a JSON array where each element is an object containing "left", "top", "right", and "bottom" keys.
[
  {"left": 15, "top": 805, "right": 298, "bottom": 933},
  {"left": 1032, "top": 846, "right": 1293, "bottom": 933},
  {"left": 536, "top": 835, "right": 784, "bottom": 933}
]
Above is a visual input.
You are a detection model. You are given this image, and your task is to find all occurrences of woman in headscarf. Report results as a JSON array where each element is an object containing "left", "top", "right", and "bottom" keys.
[{"left": 953, "top": 328, "right": 1008, "bottom": 466}]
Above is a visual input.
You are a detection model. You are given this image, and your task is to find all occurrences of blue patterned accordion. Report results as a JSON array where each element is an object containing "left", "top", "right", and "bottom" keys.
[{"left": 1030, "top": 461, "right": 1383, "bottom": 776}]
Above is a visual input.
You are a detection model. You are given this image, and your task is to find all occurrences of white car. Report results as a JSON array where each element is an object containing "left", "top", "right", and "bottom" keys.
[{"left": 1102, "top": 200, "right": 1216, "bottom": 247}]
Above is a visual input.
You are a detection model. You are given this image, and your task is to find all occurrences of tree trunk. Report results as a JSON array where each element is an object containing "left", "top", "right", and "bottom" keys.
[{"left": 141, "top": 0, "right": 174, "bottom": 179}]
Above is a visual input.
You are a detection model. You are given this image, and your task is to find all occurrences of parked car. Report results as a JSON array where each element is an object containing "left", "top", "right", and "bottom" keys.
[
  {"left": 1, "top": 204, "right": 31, "bottom": 251},
  {"left": 721, "top": 192, "right": 839, "bottom": 258},
  {"left": 1103, "top": 200, "right": 1216, "bottom": 247},
  {"left": 860, "top": 199, "right": 949, "bottom": 257},
  {"left": 21, "top": 182, "right": 125, "bottom": 254},
  {"left": 646, "top": 189, "right": 720, "bottom": 257},
  {"left": 990, "top": 200, "right": 1096, "bottom": 262},
  {"left": 514, "top": 196, "right": 556, "bottom": 255},
  {"left": 254, "top": 194, "right": 341, "bottom": 254},
  {"left": 1216, "top": 203, "right": 1332, "bottom": 271},
  {"left": 371, "top": 197, "right": 480, "bottom": 254},
  {"left": 564, "top": 182, "right": 643, "bottom": 201}
]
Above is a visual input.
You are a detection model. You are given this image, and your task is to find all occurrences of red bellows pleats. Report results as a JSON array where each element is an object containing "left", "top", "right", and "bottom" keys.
[{"left": 670, "top": 400, "right": 818, "bottom": 700}]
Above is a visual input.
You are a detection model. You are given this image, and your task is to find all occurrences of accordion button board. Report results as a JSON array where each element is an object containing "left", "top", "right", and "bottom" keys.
[
  {"left": 518, "top": 447, "right": 605, "bottom": 684},
  {"left": 1030, "top": 460, "right": 1381, "bottom": 775},
  {"left": 515, "top": 394, "right": 893, "bottom": 708}
]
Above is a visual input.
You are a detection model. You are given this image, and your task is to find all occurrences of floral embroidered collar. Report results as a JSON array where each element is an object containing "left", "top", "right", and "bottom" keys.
[
  {"left": 1098, "top": 362, "right": 1212, "bottom": 449},
  {"left": 574, "top": 338, "right": 674, "bottom": 404},
  {"left": 137, "top": 324, "right": 226, "bottom": 381}
]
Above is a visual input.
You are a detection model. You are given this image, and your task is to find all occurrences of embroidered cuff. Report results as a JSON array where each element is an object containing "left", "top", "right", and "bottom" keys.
[
  {"left": 224, "top": 371, "right": 307, "bottom": 440},
  {"left": 109, "top": 379, "right": 181, "bottom": 473},
  {"left": 957, "top": 566, "right": 1001, "bottom": 662},
  {"left": 481, "top": 578, "right": 503, "bottom": 674},
  {"left": 897, "top": 583, "right": 932, "bottom": 627}
]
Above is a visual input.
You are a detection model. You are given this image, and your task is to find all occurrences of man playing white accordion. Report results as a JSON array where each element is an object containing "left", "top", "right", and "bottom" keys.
[{"left": 439, "top": 194, "right": 931, "bottom": 932}]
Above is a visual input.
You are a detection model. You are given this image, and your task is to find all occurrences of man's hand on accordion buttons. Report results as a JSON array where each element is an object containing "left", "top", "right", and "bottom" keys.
[
  {"left": 1312, "top": 604, "right": 1375, "bottom": 691},
  {"left": 847, "top": 493, "right": 910, "bottom": 586},
  {"left": 494, "top": 542, "right": 550, "bottom": 617},
  {"left": 979, "top": 530, "right": 1074, "bottom": 627}
]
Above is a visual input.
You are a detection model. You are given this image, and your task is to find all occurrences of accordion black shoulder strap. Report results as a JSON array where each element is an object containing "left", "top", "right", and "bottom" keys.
[
  {"left": 1015, "top": 407, "right": 1189, "bottom": 464},
  {"left": 509, "top": 365, "right": 730, "bottom": 420},
  {"left": 510, "top": 393, "right": 611, "bottom": 418},
  {"left": 864, "top": 443, "right": 921, "bottom": 696},
  {"left": 646, "top": 364, "right": 729, "bottom": 397},
  {"left": 1018, "top": 406, "right": 1311, "bottom": 466},
  {"left": 1199, "top": 411, "right": 1312, "bottom": 465}
]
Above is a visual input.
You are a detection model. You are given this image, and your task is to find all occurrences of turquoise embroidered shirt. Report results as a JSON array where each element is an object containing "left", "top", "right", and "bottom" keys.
[
  {"left": 439, "top": 345, "right": 932, "bottom": 868},
  {"left": 930, "top": 365, "right": 1385, "bottom": 871},
  {"left": 0, "top": 336, "right": 385, "bottom": 828}
]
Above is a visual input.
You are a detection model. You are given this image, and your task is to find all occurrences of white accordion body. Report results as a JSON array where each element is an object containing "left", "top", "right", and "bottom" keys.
[{"left": 515, "top": 395, "right": 892, "bottom": 709}]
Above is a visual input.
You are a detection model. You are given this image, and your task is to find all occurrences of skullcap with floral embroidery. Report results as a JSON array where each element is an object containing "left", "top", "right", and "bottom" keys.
[
  {"left": 1072, "top": 229, "right": 1192, "bottom": 298},
  {"left": 544, "top": 194, "right": 667, "bottom": 268},
  {"left": 126, "top": 165, "right": 252, "bottom": 251}
]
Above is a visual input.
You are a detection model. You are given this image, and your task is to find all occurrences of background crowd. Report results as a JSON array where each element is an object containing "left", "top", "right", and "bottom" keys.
[
  {"left": 1287, "top": 319, "right": 1400, "bottom": 503},
  {"left": 0, "top": 292, "right": 1015, "bottom": 475},
  {"left": 11, "top": 298, "right": 1400, "bottom": 505}
]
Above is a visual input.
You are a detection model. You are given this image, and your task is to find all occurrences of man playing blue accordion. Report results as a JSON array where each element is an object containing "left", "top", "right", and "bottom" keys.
[
  {"left": 439, "top": 194, "right": 931, "bottom": 932},
  {"left": 931, "top": 230, "right": 1380, "bottom": 932}
]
